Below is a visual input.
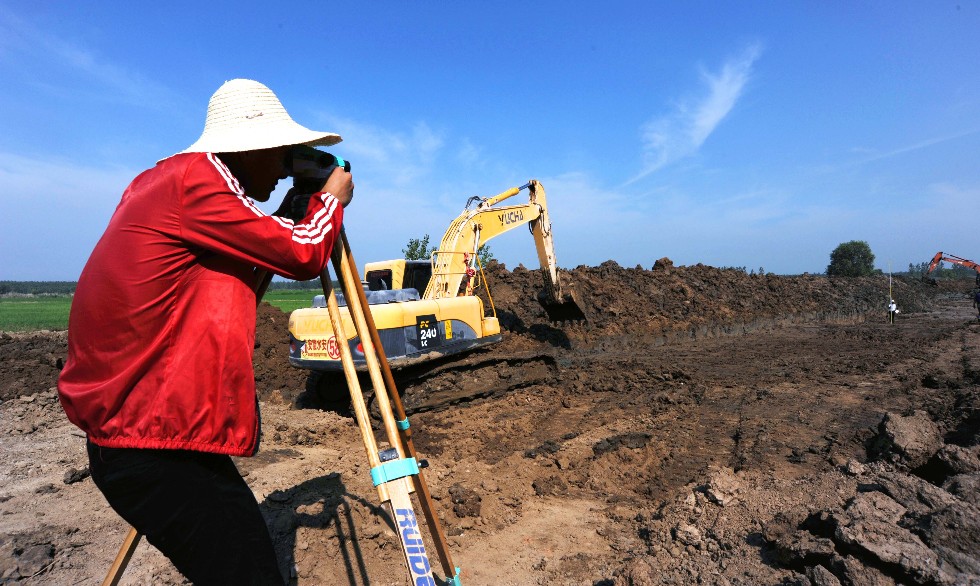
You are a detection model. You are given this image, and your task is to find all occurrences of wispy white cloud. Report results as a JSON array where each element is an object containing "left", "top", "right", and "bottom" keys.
[
  {"left": 0, "top": 151, "right": 137, "bottom": 280},
  {"left": 849, "top": 127, "right": 980, "bottom": 167},
  {"left": 313, "top": 115, "right": 445, "bottom": 187},
  {"left": 626, "top": 43, "right": 762, "bottom": 185},
  {"left": 0, "top": 10, "right": 177, "bottom": 107},
  {"left": 455, "top": 138, "right": 482, "bottom": 168},
  {"left": 0, "top": 152, "right": 135, "bottom": 206},
  {"left": 929, "top": 181, "right": 980, "bottom": 211}
]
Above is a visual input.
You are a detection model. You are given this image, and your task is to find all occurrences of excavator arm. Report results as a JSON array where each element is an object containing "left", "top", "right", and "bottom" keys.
[
  {"left": 423, "top": 180, "right": 586, "bottom": 322},
  {"left": 926, "top": 252, "right": 980, "bottom": 275}
]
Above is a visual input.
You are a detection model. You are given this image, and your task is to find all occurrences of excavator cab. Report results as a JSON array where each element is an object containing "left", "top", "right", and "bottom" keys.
[{"left": 365, "top": 260, "right": 432, "bottom": 293}]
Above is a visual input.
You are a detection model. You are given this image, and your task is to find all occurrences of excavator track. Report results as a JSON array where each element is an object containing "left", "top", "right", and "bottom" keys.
[
  {"left": 305, "top": 349, "right": 561, "bottom": 415},
  {"left": 396, "top": 350, "right": 560, "bottom": 413}
]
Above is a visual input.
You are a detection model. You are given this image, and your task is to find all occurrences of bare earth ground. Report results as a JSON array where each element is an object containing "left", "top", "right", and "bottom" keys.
[{"left": 1, "top": 261, "right": 979, "bottom": 585}]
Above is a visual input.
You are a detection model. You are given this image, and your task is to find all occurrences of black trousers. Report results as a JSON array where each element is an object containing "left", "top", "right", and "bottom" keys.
[{"left": 88, "top": 441, "right": 284, "bottom": 585}]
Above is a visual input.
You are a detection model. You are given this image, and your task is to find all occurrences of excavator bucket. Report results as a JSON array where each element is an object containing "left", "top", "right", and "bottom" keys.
[{"left": 538, "top": 288, "right": 587, "bottom": 324}]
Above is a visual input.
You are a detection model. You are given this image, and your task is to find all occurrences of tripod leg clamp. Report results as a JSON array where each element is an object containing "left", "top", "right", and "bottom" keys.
[
  {"left": 370, "top": 457, "right": 419, "bottom": 486},
  {"left": 444, "top": 566, "right": 462, "bottom": 585},
  {"left": 396, "top": 418, "right": 410, "bottom": 431}
]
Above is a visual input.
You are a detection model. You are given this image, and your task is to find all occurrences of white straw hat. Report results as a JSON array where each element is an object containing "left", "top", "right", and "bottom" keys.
[{"left": 180, "top": 79, "right": 341, "bottom": 153}]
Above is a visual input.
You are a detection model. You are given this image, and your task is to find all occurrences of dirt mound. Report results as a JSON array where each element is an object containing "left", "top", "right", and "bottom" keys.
[
  {"left": 256, "top": 260, "right": 947, "bottom": 410},
  {"left": 254, "top": 304, "right": 310, "bottom": 406},
  {"left": 483, "top": 259, "right": 937, "bottom": 342},
  {"left": 0, "top": 331, "right": 65, "bottom": 402},
  {"left": 0, "top": 262, "right": 954, "bottom": 409},
  {"left": 1, "top": 263, "right": 978, "bottom": 585}
]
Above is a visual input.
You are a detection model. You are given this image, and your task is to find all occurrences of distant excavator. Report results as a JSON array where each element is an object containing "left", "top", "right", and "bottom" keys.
[
  {"left": 287, "top": 180, "right": 586, "bottom": 375},
  {"left": 923, "top": 252, "right": 980, "bottom": 286}
]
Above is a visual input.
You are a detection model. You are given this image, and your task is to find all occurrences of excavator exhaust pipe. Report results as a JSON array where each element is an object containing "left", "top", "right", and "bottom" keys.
[{"left": 538, "top": 287, "right": 587, "bottom": 324}]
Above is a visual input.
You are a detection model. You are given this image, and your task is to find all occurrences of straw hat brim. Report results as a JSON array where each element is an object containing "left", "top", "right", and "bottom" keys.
[
  {"left": 179, "top": 79, "right": 343, "bottom": 154},
  {"left": 180, "top": 124, "right": 342, "bottom": 154}
]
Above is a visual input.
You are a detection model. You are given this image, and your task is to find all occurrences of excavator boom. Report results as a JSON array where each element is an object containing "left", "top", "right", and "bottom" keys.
[
  {"left": 926, "top": 252, "right": 980, "bottom": 275},
  {"left": 424, "top": 180, "right": 585, "bottom": 322}
]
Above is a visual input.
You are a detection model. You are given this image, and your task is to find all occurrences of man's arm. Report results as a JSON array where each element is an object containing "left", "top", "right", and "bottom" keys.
[{"left": 178, "top": 153, "right": 345, "bottom": 281}]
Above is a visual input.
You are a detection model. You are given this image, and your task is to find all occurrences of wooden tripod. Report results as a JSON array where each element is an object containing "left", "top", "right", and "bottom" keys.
[
  {"left": 101, "top": 232, "right": 460, "bottom": 584},
  {"left": 327, "top": 229, "right": 458, "bottom": 584}
]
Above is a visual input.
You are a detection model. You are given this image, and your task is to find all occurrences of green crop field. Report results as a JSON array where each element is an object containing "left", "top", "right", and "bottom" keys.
[
  {"left": 0, "top": 289, "right": 322, "bottom": 332},
  {"left": 262, "top": 289, "right": 322, "bottom": 313},
  {"left": 0, "top": 297, "right": 73, "bottom": 332}
]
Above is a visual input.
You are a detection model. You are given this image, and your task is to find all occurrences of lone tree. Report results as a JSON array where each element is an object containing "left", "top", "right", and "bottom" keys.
[
  {"left": 476, "top": 243, "right": 495, "bottom": 267},
  {"left": 402, "top": 234, "right": 436, "bottom": 260},
  {"left": 827, "top": 240, "right": 876, "bottom": 277},
  {"left": 403, "top": 234, "right": 494, "bottom": 266}
]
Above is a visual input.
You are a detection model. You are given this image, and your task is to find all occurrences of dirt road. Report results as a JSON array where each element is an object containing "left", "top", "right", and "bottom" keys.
[{"left": 1, "top": 263, "right": 978, "bottom": 585}]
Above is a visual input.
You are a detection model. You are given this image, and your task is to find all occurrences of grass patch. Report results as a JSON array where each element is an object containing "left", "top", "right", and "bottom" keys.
[
  {"left": 262, "top": 289, "right": 321, "bottom": 314},
  {"left": 0, "top": 289, "right": 323, "bottom": 333},
  {"left": 0, "top": 297, "right": 72, "bottom": 332}
]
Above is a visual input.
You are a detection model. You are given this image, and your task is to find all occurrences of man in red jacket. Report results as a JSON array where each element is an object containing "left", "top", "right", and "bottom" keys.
[{"left": 58, "top": 79, "right": 353, "bottom": 585}]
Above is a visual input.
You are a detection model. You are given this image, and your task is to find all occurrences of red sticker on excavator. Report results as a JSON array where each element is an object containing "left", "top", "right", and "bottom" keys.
[{"left": 301, "top": 336, "right": 341, "bottom": 360}]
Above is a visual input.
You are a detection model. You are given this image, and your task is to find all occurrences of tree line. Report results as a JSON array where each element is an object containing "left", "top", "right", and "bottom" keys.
[
  {"left": 827, "top": 240, "right": 977, "bottom": 280},
  {"left": 0, "top": 281, "right": 78, "bottom": 295}
]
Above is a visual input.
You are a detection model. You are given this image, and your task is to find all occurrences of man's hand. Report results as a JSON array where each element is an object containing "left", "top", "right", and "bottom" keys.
[{"left": 322, "top": 165, "right": 354, "bottom": 208}]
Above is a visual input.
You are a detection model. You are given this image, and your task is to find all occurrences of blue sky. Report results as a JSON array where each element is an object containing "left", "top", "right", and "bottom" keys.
[{"left": 2, "top": 2, "right": 979, "bottom": 280}]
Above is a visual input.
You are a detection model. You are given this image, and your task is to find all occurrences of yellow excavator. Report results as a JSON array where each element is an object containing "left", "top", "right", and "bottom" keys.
[{"left": 287, "top": 180, "right": 585, "bottom": 374}]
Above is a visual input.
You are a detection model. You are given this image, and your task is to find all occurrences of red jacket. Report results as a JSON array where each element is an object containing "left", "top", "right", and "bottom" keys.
[{"left": 58, "top": 152, "right": 343, "bottom": 456}]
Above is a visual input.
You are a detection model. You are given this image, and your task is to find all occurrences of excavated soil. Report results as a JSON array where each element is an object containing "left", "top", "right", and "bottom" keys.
[{"left": 2, "top": 260, "right": 979, "bottom": 585}]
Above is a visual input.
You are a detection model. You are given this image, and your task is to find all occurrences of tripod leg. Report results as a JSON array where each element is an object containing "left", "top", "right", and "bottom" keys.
[
  {"left": 320, "top": 263, "right": 436, "bottom": 582},
  {"left": 101, "top": 527, "right": 140, "bottom": 586},
  {"left": 337, "top": 230, "right": 458, "bottom": 580},
  {"left": 327, "top": 240, "right": 442, "bottom": 584}
]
